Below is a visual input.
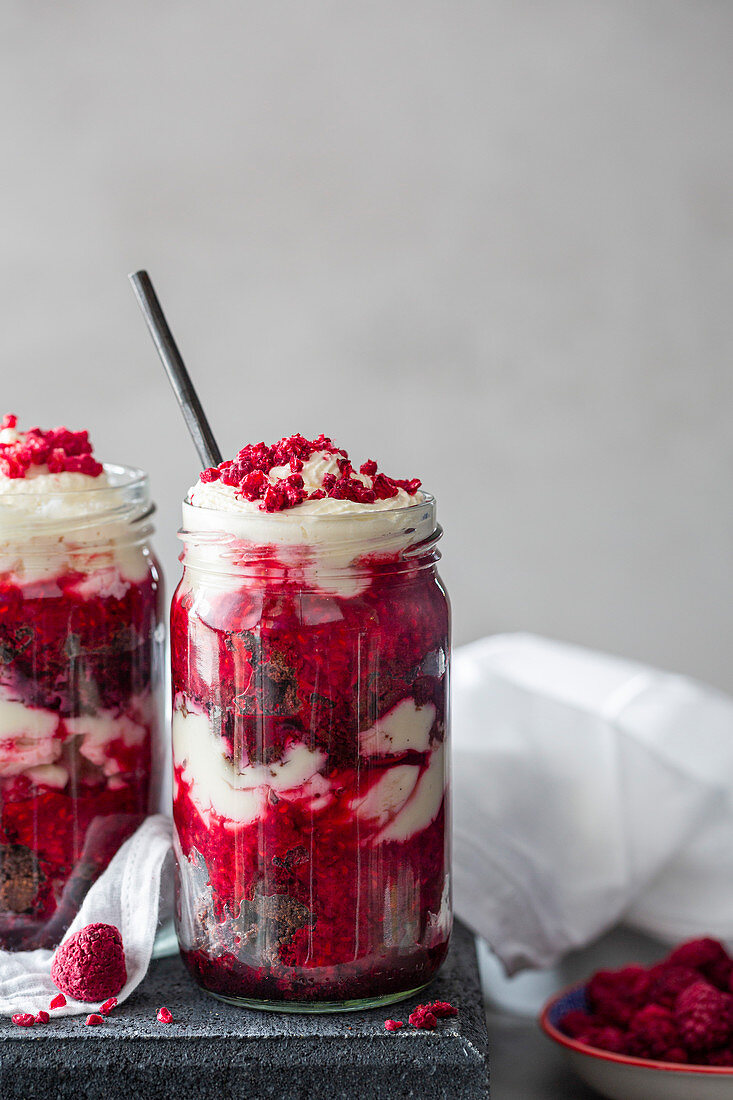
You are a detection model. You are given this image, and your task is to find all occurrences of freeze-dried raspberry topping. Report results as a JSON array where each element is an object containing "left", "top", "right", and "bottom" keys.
[
  {"left": 49, "top": 993, "right": 67, "bottom": 1009},
  {"left": 51, "top": 922, "right": 127, "bottom": 1002},
  {"left": 35, "top": 1010, "right": 50, "bottom": 1024},
  {"left": 0, "top": 415, "right": 104, "bottom": 480},
  {"left": 198, "top": 434, "right": 421, "bottom": 513},
  {"left": 99, "top": 997, "right": 117, "bottom": 1016}
]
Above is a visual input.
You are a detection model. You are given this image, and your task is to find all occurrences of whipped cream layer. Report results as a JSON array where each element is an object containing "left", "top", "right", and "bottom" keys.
[
  {"left": 173, "top": 694, "right": 445, "bottom": 843},
  {"left": 0, "top": 694, "right": 152, "bottom": 790},
  {"left": 0, "top": 466, "right": 151, "bottom": 585}
]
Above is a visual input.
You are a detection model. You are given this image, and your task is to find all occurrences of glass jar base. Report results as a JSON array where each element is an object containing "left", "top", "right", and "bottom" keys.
[{"left": 205, "top": 980, "right": 435, "bottom": 1014}]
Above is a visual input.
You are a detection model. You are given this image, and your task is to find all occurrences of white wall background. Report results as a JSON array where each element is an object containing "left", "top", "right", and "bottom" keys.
[{"left": 1, "top": 1, "right": 732, "bottom": 689}]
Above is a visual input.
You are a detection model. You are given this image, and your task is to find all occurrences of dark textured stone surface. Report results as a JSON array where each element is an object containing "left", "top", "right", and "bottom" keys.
[{"left": 0, "top": 919, "right": 489, "bottom": 1099}]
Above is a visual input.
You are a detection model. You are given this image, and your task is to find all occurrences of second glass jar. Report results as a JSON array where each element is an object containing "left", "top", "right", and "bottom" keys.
[{"left": 171, "top": 497, "right": 451, "bottom": 1010}]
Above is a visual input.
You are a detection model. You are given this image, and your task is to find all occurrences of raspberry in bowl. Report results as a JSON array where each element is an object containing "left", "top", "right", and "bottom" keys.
[
  {"left": 171, "top": 434, "right": 451, "bottom": 1010},
  {"left": 541, "top": 938, "right": 733, "bottom": 1099},
  {"left": 0, "top": 416, "right": 163, "bottom": 950}
]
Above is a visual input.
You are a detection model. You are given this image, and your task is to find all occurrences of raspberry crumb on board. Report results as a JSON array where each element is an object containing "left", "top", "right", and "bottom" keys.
[
  {"left": 429, "top": 1001, "right": 459, "bottom": 1018},
  {"left": 34, "top": 1011, "right": 50, "bottom": 1024},
  {"left": 558, "top": 936, "right": 733, "bottom": 1065},
  {"left": 409, "top": 1007, "right": 438, "bottom": 1030},
  {"left": 157, "top": 1006, "right": 173, "bottom": 1023},
  {"left": 85, "top": 1014, "right": 103, "bottom": 1027},
  {"left": 51, "top": 923, "right": 127, "bottom": 1002},
  {"left": 11, "top": 1013, "right": 35, "bottom": 1028},
  {"left": 384, "top": 1001, "right": 458, "bottom": 1032}
]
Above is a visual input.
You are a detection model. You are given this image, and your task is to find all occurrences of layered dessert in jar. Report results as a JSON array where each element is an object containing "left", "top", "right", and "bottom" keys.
[
  {"left": 172, "top": 434, "right": 450, "bottom": 1009},
  {"left": 0, "top": 416, "right": 163, "bottom": 949}
]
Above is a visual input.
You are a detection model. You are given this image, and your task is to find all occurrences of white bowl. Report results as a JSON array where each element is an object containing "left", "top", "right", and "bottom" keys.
[{"left": 541, "top": 983, "right": 733, "bottom": 1100}]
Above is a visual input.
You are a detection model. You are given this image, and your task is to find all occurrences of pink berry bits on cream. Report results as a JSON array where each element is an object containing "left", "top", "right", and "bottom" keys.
[
  {"left": 0, "top": 415, "right": 103, "bottom": 480},
  {"left": 194, "top": 433, "right": 421, "bottom": 513}
]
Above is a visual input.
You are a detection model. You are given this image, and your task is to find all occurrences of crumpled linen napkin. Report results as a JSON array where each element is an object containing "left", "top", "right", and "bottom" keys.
[
  {"left": 0, "top": 814, "right": 172, "bottom": 1017},
  {"left": 452, "top": 634, "right": 733, "bottom": 974}
]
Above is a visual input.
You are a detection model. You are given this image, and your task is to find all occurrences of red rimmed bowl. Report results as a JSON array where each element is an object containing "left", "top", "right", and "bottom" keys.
[{"left": 541, "top": 983, "right": 733, "bottom": 1100}]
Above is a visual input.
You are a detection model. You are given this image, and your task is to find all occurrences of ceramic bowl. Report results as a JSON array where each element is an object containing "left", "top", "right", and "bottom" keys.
[{"left": 541, "top": 983, "right": 733, "bottom": 1100}]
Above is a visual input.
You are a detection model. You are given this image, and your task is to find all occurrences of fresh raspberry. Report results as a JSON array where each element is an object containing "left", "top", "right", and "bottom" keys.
[
  {"left": 384, "top": 1019, "right": 404, "bottom": 1031},
  {"left": 668, "top": 939, "right": 732, "bottom": 989},
  {"left": 706, "top": 1049, "right": 733, "bottom": 1066},
  {"left": 1, "top": 413, "right": 17, "bottom": 430},
  {"left": 49, "top": 993, "right": 67, "bottom": 1010},
  {"left": 559, "top": 1009, "right": 597, "bottom": 1038},
  {"left": 627, "top": 1004, "right": 680, "bottom": 1059},
  {"left": 587, "top": 966, "right": 650, "bottom": 1026},
  {"left": 51, "top": 923, "right": 127, "bottom": 1002},
  {"left": 582, "top": 1026, "right": 627, "bottom": 1054},
  {"left": 34, "top": 1011, "right": 50, "bottom": 1024},
  {"left": 85, "top": 1014, "right": 103, "bottom": 1026},
  {"left": 647, "top": 964, "right": 699, "bottom": 1008},
  {"left": 157, "top": 1006, "right": 173, "bottom": 1023},
  {"left": 675, "top": 980, "right": 732, "bottom": 1053},
  {"left": 99, "top": 997, "right": 117, "bottom": 1016},
  {"left": 662, "top": 1047, "right": 689, "bottom": 1064},
  {"left": 12, "top": 1013, "right": 35, "bottom": 1027}
]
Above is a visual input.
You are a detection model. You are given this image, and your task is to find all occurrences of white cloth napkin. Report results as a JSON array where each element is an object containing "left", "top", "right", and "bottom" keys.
[
  {"left": 0, "top": 814, "right": 172, "bottom": 1017},
  {"left": 452, "top": 634, "right": 733, "bottom": 974}
]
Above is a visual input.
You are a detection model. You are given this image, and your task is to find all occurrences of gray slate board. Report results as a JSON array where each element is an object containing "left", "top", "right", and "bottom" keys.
[{"left": 0, "top": 919, "right": 489, "bottom": 1099}]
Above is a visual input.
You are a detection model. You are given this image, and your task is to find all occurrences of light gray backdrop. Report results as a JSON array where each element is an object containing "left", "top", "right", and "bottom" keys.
[{"left": 1, "top": 1, "right": 731, "bottom": 689}]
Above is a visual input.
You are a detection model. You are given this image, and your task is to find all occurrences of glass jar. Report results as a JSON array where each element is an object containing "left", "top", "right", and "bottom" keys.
[
  {"left": 0, "top": 466, "right": 164, "bottom": 949},
  {"left": 171, "top": 495, "right": 451, "bottom": 1010}
]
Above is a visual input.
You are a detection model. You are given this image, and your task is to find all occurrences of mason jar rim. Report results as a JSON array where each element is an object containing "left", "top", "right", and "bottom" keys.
[{"left": 178, "top": 492, "right": 439, "bottom": 572}]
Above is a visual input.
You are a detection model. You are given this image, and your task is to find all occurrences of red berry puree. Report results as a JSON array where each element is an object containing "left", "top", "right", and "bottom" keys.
[
  {"left": 173, "top": 435, "right": 450, "bottom": 1006},
  {"left": 0, "top": 417, "right": 162, "bottom": 950}
]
